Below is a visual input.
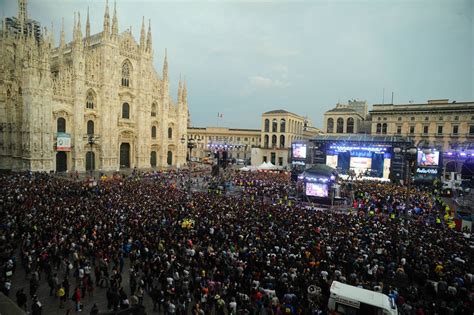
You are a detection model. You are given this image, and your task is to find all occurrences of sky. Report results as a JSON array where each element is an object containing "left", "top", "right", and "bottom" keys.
[{"left": 1, "top": 0, "right": 472, "bottom": 129}]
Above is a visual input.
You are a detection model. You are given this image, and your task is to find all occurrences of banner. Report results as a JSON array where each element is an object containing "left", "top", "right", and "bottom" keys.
[{"left": 56, "top": 133, "right": 71, "bottom": 151}]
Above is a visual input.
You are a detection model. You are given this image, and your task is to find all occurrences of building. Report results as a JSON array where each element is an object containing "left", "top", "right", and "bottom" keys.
[
  {"left": 0, "top": 0, "right": 188, "bottom": 172},
  {"left": 369, "top": 99, "right": 474, "bottom": 152},
  {"left": 323, "top": 100, "right": 370, "bottom": 135},
  {"left": 251, "top": 109, "right": 307, "bottom": 168},
  {"left": 186, "top": 127, "right": 261, "bottom": 161}
]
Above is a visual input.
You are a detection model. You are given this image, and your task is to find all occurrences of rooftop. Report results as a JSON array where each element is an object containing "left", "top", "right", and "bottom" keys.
[
  {"left": 263, "top": 109, "right": 299, "bottom": 116},
  {"left": 310, "top": 134, "right": 410, "bottom": 143}
]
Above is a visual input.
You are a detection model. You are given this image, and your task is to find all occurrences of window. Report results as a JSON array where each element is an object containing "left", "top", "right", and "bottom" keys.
[
  {"left": 272, "top": 119, "right": 278, "bottom": 132},
  {"left": 383, "top": 117, "right": 387, "bottom": 121},
  {"left": 167, "top": 151, "right": 173, "bottom": 165},
  {"left": 398, "top": 117, "right": 402, "bottom": 121},
  {"left": 410, "top": 126, "right": 415, "bottom": 134},
  {"left": 86, "top": 90, "right": 95, "bottom": 109},
  {"left": 469, "top": 125, "right": 474, "bottom": 135},
  {"left": 263, "top": 156, "right": 267, "bottom": 163},
  {"left": 57, "top": 117, "right": 66, "bottom": 133},
  {"left": 454, "top": 116, "right": 459, "bottom": 121},
  {"left": 336, "top": 118, "right": 344, "bottom": 133},
  {"left": 346, "top": 117, "right": 354, "bottom": 133},
  {"left": 377, "top": 117, "right": 381, "bottom": 121},
  {"left": 264, "top": 119, "right": 270, "bottom": 132},
  {"left": 237, "top": 137, "right": 241, "bottom": 141},
  {"left": 424, "top": 116, "right": 429, "bottom": 121},
  {"left": 452, "top": 125, "right": 459, "bottom": 135},
  {"left": 264, "top": 135, "right": 269, "bottom": 147},
  {"left": 327, "top": 118, "right": 334, "bottom": 133},
  {"left": 122, "top": 103, "right": 130, "bottom": 119},
  {"left": 396, "top": 126, "right": 402, "bottom": 134},
  {"left": 423, "top": 126, "right": 429, "bottom": 134},
  {"left": 151, "top": 103, "right": 157, "bottom": 117},
  {"left": 280, "top": 135, "right": 285, "bottom": 148},
  {"left": 270, "top": 152, "right": 276, "bottom": 165},
  {"left": 278, "top": 157, "right": 283, "bottom": 166},
  {"left": 168, "top": 127, "right": 172, "bottom": 139},
  {"left": 244, "top": 137, "right": 248, "bottom": 141},
  {"left": 151, "top": 126, "right": 157, "bottom": 139},
  {"left": 376, "top": 123, "right": 381, "bottom": 134},
  {"left": 439, "top": 116, "right": 443, "bottom": 121},
  {"left": 280, "top": 119, "right": 286, "bottom": 133},
  {"left": 87, "top": 120, "right": 94, "bottom": 135},
  {"left": 411, "top": 117, "right": 415, "bottom": 121},
  {"left": 271, "top": 135, "right": 277, "bottom": 147},
  {"left": 437, "top": 125, "right": 443, "bottom": 135},
  {"left": 382, "top": 123, "right": 387, "bottom": 134},
  {"left": 121, "top": 60, "right": 131, "bottom": 86}
]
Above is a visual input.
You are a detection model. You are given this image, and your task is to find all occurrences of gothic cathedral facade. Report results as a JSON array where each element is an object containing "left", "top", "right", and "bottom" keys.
[{"left": 0, "top": 0, "right": 189, "bottom": 172}]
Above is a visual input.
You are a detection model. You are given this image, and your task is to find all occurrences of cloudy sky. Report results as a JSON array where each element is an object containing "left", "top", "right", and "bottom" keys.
[{"left": 2, "top": 0, "right": 472, "bottom": 129}]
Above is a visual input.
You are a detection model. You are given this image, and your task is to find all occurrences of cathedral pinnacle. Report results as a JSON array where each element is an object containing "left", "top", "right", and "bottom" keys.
[
  {"left": 183, "top": 78, "right": 188, "bottom": 105},
  {"left": 140, "top": 16, "right": 146, "bottom": 50},
  {"left": 163, "top": 49, "right": 168, "bottom": 81},
  {"left": 60, "top": 17, "right": 65, "bottom": 48},
  {"left": 77, "top": 12, "right": 82, "bottom": 40},
  {"left": 18, "top": 0, "right": 27, "bottom": 27},
  {"left": 146, "top": 19, "right": 152, "bottom": 54},
  {"left": 86, "top": 7, "right": 90, "bottom": 39},
  {"left": 103, "top": 0, "right": 110, "bottom": 38},
  {"left": 111, "top": 0, "right": 118, "bottom": 40},
  {"left": 178, "top": 77, "right": 183, "bottom": 104}
]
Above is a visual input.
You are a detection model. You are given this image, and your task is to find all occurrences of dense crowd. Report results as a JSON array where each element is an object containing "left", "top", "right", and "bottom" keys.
[{"left": 0, "top": 172, "right": 472, "bottom": 315}]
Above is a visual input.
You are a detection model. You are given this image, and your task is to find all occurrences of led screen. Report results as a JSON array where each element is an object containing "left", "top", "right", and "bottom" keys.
[
  {"left": 350, "top": 157, "right": 372, "bottom": 169},
  {"left": 417, "top": 151, "right": 439, "bottom": 167},
  {"left": 292, "top": 143, "right": 307, "bottom": 159},
  {"left": 305, "top": 183, "right": 328, "bottom": 197}
]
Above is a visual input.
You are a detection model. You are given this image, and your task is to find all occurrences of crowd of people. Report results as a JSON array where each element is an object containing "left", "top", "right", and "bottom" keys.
[{"left": 0, "top": 171, "right": 472, "bottom": 314}]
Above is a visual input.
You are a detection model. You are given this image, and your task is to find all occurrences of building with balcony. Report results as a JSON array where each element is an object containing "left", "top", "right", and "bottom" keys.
[
  {"left": 323, "top": 100, "right": 370, "bottom": 135},
  {"left": 369, "top": 99, "right": 474, "bottom": 152},
  {"left": 187, "top": 127, "right": 260, "bottom": 162}
]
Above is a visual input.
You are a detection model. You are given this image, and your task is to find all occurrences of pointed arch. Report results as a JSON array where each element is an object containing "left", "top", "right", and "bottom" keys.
[
  {"left": 86, "top": 89, "right": 96, "bottom": 109},
  {"left": 121, "top": 59, "right": 132, "bottom": 87},
  {"left": 151, "top": 102, "right": 157, "bottom": 117}
]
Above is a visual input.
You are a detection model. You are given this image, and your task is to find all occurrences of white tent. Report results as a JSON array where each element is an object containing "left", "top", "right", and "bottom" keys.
[
  {"left": 239, "top": 166, "right": 250, "bottom": 172},
  {"left": 258, "top": 162, "right": 277, "bottom": 170}
]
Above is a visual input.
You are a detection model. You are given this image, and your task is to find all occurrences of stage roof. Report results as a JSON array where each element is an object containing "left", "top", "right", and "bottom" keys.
[
  {"left": 304, "top": 164, "right": 337, "bottom": 176},
  {"left": 310, "top": 134, "right": 410, "bottom": 143}
]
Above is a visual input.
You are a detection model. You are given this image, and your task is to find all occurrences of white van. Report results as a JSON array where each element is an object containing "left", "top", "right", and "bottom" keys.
[{"left": 328, "top": 281, "right": 398, "bottom": 315}]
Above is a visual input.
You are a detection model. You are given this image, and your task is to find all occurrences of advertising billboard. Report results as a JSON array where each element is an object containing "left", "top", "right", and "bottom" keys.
[
  {"left": 56, "top": 133, "right": 71, "bottom": 151},
  {"left": 305, "top": 183, "right": 329, "bottom": 197},
  {"left": 292, "top": 143, "right": 307, "bottom": 159}
]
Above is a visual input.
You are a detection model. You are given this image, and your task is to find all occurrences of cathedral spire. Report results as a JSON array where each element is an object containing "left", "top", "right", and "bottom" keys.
[
  {"left": 177, "top": 76, "right": 182, "bottom": 104},
  {"left": 60, "top": 17, "right": 65, "bottom": 48},
  {"left": 18, "top": 0, "right": 27, "bottom": 27},
  {"left": 86, "top": 7, "right": 90, "bottom": 38},
  {"left": 163, "top": 49, "right": 168, "bottom": 81},
  {"left": 111, "top": 0, "right": 118, "bottom": 40},
  {"left": 146, "top": 19, "right": 152, "bottom": 54},
  {"left": 77, "top": 12, "right": 82, "bottom": 40},
  {"left": 183, "top": 78, "right": 188, "bottom": 105},
  {"left": 73, "top": 12, "right": 77, "bottom": 40},
  {"left": 103, "top": 0, "right": 110, "bottom": 39},
  {"left": 50, "top": 22, "right": 55, "bottom": 47},
  {"left": 140, "top": 16, "right": 145, "bottom": 51}
]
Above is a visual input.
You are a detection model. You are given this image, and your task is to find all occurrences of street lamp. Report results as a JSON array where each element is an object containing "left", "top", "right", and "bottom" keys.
[{"left": 87, "top": 135, "right": 96, "bottom": 178}]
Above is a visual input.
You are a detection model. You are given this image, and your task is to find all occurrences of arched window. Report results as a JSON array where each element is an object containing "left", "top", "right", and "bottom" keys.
[
  {"left": 280, "top": 135, "right": 285, "bottom": 148},
  {"left": 121, "top": 60, "right": 131, "bottom": 86},
  {"left": 168, "top": 127, "right": 172, "bottom": 139},
  {"left": 57, "top": 117, "right": 66, "bottom": 133},
  {"left": 280, "top": 119, "right": 286, "bottom": 133},
  {"left": 346, "top": 117, "right": 354, "bottom": 133},
  {"left": 167, "top": 151, "right": 173, "bottom": 165},
  {"left": 150, "top": 151, "right": 157, "bottom": 167},
  {"left": 122, "top": 103, "right": 130, "bottom": 119},
  {"left": 382, "top": 123, "right": 388, "bottom": 134},
  {"left": 376, "top": 123, "right": 382, "bottom": 134},
  {"left": 87, "top": 120, "right": 94, "bottom": 135},
  {"left": 264, "top": 135, "right": 269, "bottom": 148},
  {"left": 264, "top": 119, "right": 270, "bottom": 132},
  {"left": 151, "top": 126, "right": 157, "bottom": 139},
  {"left": 86, "top": 90, "right": 95, "bottom": 109},
  {"left": 272, "top": 119, "right": 278, "bottom": 132},
  {"left": 271, "top": 135, "right": 277, "bottom": 147},
  {"left": 336, "top": 118, "right": 344, "bottom": 133},
  {"left": 327, "top": 118, "right": 334, "bottom": 133},
  {"left": 151, "top": 103, "right": 157, "bottom": 117}
]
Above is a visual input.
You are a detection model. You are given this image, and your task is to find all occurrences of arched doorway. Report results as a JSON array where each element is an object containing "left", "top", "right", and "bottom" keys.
[
  {"left": 56, "top": 152, "right": 67, "bottom": 172},
  {"left": 167, "top": 151, "right": 173, "bottom": 166},
  {"left": 86, "top": 151, "right": 95, "bottom": 171},
  {"left": 150, "top": 151, "right": 157, "bottom": 168},
  {"left": 120, "top": 143, "right": 131, "bottom": 168}
]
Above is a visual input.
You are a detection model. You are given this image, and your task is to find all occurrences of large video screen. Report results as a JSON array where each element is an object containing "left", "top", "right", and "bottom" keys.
[
  {"left": 417, "top": 150, "right": 439, "bottom": 167},
  {"left": 350, "top": 157, "right": 372, "bottom": 169},
  {"left": 305, "top": 183, "right": 328, "bottom": 197},
  {"left": 292, "top": 143, "right": 307, "bottom": 159}
]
